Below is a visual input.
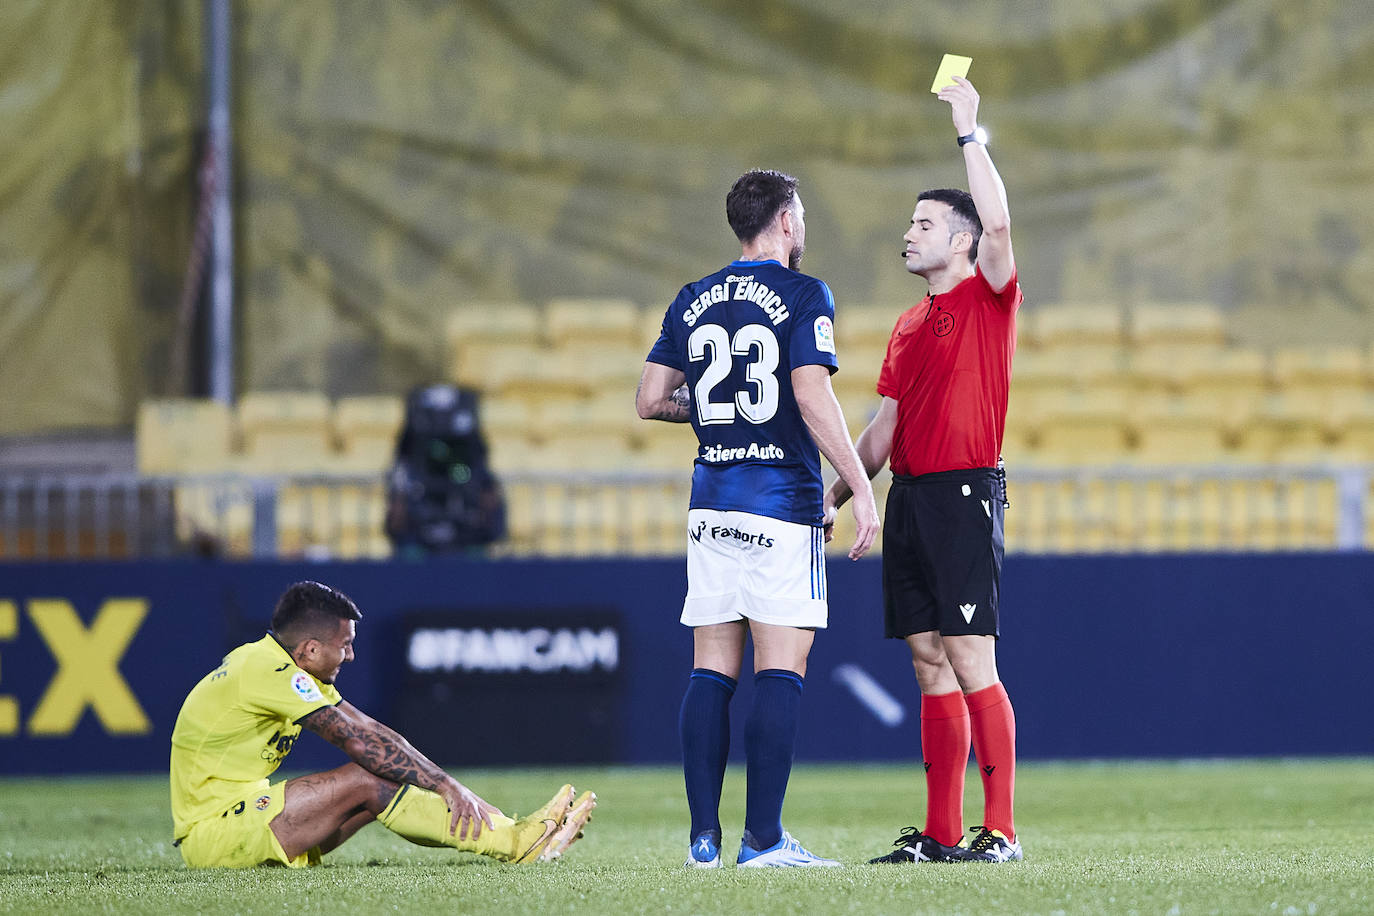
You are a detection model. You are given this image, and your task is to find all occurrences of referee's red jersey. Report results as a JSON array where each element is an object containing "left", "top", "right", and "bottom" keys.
[{"left": 875, "top": 265, "right": 1022, "bottom": 477}]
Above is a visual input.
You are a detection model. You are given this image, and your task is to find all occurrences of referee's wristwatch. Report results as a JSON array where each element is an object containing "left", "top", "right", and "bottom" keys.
[{"left": 957, "top": 126, "right": 989, "bottom": 147}]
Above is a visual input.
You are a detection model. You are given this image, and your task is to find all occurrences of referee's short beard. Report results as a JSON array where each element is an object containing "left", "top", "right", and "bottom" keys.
[{"left": 788, "top": 243, "right": 804, "bottom": 270}]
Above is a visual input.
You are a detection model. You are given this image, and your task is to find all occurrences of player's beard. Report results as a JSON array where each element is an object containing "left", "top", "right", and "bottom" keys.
[{"left": 788, "top": 243, "right": 804, "bottom": 270}]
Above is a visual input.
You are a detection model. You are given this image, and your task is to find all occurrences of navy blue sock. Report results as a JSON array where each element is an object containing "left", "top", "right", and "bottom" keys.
[
  {"left": 743, "top": 668, "right": 804, "bottom": 850},
  {"left": 680, "top": 668, "right": 737, "bottom": 842}
]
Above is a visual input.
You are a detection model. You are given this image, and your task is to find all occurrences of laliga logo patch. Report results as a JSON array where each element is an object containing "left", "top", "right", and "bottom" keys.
[
  {"left": 291, "top": 671, "right": 324, "bottom": 703},
  {"left": 255, "top": 795, "right": 272, "bottom": 811},
  {"left": 813, "top": 316, "right": 835, "bottom": 354}
]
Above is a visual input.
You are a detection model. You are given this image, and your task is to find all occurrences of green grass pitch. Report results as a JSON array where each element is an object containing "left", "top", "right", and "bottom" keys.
[{"left": 1, "top": 759, "right": 1371, "bottom": 915}]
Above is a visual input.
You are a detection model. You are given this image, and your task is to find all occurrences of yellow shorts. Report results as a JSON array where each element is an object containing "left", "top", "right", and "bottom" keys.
[{"left": 178, "top": 779, "right": 321, "bottom": 869}]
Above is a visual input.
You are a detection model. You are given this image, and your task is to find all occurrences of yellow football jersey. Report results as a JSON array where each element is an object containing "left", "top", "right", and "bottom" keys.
[{"left": 170, "top": 634, "right": 342, "bottom": 840}]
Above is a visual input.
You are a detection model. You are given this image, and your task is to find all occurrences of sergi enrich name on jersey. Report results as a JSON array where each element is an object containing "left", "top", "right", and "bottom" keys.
[
  {"left": 691, "top": 520, "right": 776, "bottom": 548},
  {"left": 700, "top": 442, "right": 787, "bottom": 462},
  {"left": 683, "top": 275, "right": 791, "bottom": 327}
]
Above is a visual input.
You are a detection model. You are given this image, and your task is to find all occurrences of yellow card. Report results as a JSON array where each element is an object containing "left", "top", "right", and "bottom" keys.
[{"left": 930, "top": 54, "right": 972, "bottom": 93}]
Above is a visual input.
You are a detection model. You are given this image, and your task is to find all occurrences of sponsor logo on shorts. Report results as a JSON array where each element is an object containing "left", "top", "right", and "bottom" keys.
[
  {"left": 700, "top": 442, "right": 786, "bottom": 463},
  {"left": 959, "top": 603, "right": 977, "bottom": 624},
  {"left": 291, "top": 671, "right": 324, "bottom": 703},
  {"left": 691, "top": 519, "right": 775, "bottom": 548},
  {"left": 255, "top": 795, "right": 272, "bottom": 811}
]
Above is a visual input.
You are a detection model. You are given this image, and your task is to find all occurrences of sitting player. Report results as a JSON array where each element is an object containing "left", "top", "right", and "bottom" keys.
[{"left": 170, "top": 580, "right": 595, "bottom": 868}]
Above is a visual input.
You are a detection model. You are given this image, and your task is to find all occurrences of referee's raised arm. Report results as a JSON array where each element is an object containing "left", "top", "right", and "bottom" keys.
[{"left": 938, "top": 75, "right": 1014, "bottom": 292}]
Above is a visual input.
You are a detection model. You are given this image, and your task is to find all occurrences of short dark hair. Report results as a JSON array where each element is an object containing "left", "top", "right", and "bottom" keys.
[
  {"left": 271, "top": 581, "right": 362, "bottom": 646},
  {"left": 726, "top": 169, "right": 799, "bottom": 243},
  {"left": 917, "top": 188, "right": 983, "bottom": 263}
]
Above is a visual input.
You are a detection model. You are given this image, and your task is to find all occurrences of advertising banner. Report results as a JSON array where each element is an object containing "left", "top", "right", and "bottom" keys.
[{"left": 0, "top": 553, "right": 1370, "bottom": 774}]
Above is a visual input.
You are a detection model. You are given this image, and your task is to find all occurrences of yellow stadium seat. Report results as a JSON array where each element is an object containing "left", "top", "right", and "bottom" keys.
[
  {"left": 631, "top": 423, "right": 699, "bottom": 471},
  {"left": 1329, "top": 392, "right": 1374, "bottom": 460},
  {"left": 332, "top": 395, "right": 405, "bottom": 473},
  {"left": 836, "top": 390, "right": 881, "bottom": 439},
  {"left": 237, "top": 391, "right": 335, "bottom": 473},
  {"left": 1270, "top": 345, "right": 1368, "bottom": 420},
  {"left": 137, "top": 399, "right": 235, "bottom": 473},
  {"left": 1128, "top": 394, "right": 1230, "bottom": 464},
  {"left": 1128, "top": 302, "right": 1228, "bottom": 351},
  {"left": 1026, "top": 390, "right": 1131, "bottom": 466},
  {"left": 641, "top": 306, "right": 669, "bottom": 349},
  {"left": 835, "top": 305, "right": 900, "bottom": 349},
  {"left": 545, "top": 298, "right": 642, "bottom": 349},
  {"left": 1127, "top": 346, "right": 1228, "bottom": 396},
  {"left": 480, "top": 396, "right": 537, "bottom": 442},
  {"left": 452, "top": 342, "right": 550, "bottom": 395},
  {"left": 445, "top": 302, "right": 542, "bottom": 379},
  {"left": 1029, "top": 302, "right": 1125, "bottom": 350},
  {"left": 1230, "top": 393, "right": 1329, "bottom": 464},
  {"left": 1174, "top": 347, "right": 1269, "bottom": 418},
  {"left": 551, "top": 340, "right": 649, "bottom": 394}
]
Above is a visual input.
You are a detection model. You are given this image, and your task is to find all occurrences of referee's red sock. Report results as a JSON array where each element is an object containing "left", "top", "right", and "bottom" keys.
[
  {"left": 919, "top": 690, "right": 969, "bottom": 848},
  {"left": 967, "top": 681, "right": 1016, "bottom": 841}
]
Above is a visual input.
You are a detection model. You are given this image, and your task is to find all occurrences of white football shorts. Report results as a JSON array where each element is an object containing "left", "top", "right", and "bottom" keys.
[{"left": 681, "top": 508, "right": 828, "bottom": 629}]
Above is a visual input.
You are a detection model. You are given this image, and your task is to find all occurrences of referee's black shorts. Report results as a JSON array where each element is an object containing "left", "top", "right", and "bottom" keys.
[{"left": 882, "top": 467, "right": 1005, "bottom": 640}]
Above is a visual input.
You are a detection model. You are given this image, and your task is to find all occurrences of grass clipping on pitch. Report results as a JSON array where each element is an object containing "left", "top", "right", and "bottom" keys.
[{"left": 0, "top": 760, "right": 1371, "bottom": 915}]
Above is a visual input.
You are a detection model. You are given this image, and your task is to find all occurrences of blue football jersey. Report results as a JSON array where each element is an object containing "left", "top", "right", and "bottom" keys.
[{"left": 646, "top": 258, "right": 839, "bottom": 525}]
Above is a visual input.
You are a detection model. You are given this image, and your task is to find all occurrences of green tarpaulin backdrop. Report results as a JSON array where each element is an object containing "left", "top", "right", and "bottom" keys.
[{"left": 2, "top": 0, "right": 1371, "bottom": 435}]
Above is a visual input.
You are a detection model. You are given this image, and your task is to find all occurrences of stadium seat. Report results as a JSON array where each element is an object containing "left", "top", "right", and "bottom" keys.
[
  {"left": 1174, "top": 347, "right": 1269, "bottom": 419},
  {"left": 835, "top": 390, "right": 881, "bottom": 439},
  {"left": 831, "top": 341, "right": 887, "bottom": 399},
  {"left": 545, "top": 298, "right": 643, "bottom": 349},
  {"left": 539, "top": 391, "right": 640, "bottom": 454},
  {"left": 452, "top": 342, "right": 555, "bottom": 395},
  {"left": 332, "top": 395, "right": 405, "bottom": 473},
  {"left": 835, "top": 304, "right": 900, "bottom": 349},
  {"left": 136, "top": 399, "right": 234, "bottom": 474},
  {"left": 236, "top": 391, "right": 335, "bottom": 473},
  {"left": 445, "top": 302, "right": 543, "bottom": 380},
  {"left": 1328, "top": 391, "right": 1374, "bottom": 460},
  {"left": 1128, "top": 302, "right": 1229, "bottom": 353},
  {"left": 630, "top": 423, "right": 698, "bottom": 471},
  {"left": 550, "top": 340, "right": 648, "bottom": 395},
  {"left": 1127, "top": 394, "right": 1230, "bottom": 464},
  {"left": 1028, "top": 301, "right": 1125, "bottom": 350},
  {"left": 1230, "top": 393, "right": 1329, "bottom": 464},
  {"left": 1270, "top": 345, "right": 1368, "bottom": 419},
  {"left": 640, "top": 306, "right": 669, "bottom": 350},
  {"left": 1024, "top": 390, "right": 1131, "bottom": 466}
]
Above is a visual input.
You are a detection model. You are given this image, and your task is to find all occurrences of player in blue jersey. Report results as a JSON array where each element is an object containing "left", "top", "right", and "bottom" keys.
[{"left": 637, "top": 169, "right": 880, "bottom": 868}]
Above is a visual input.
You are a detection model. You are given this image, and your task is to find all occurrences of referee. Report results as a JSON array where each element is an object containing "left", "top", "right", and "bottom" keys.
[{"left": 824, "top": 75, "right": 1024, "bottom": 865}]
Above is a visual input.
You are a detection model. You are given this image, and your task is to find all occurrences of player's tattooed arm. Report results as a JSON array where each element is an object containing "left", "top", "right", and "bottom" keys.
[
  {"left": 636, "top": 362, "right": 692, "bottom": 423},
  {"left": 299, "top": 703, "right": 449, "bottom": 793},
  {"left": 656, "top": 384, "right": 692, "bottom": 422}
]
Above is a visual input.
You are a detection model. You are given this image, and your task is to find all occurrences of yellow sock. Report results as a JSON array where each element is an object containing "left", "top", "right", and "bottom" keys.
[{"left": 376, "top": 785, "right": 515, "bottom": 852}]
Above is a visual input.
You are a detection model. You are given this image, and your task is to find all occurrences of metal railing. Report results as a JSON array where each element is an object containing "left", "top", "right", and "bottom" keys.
[{"left": 0, "top": 465, "right": 1368, "bottom": 561}]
